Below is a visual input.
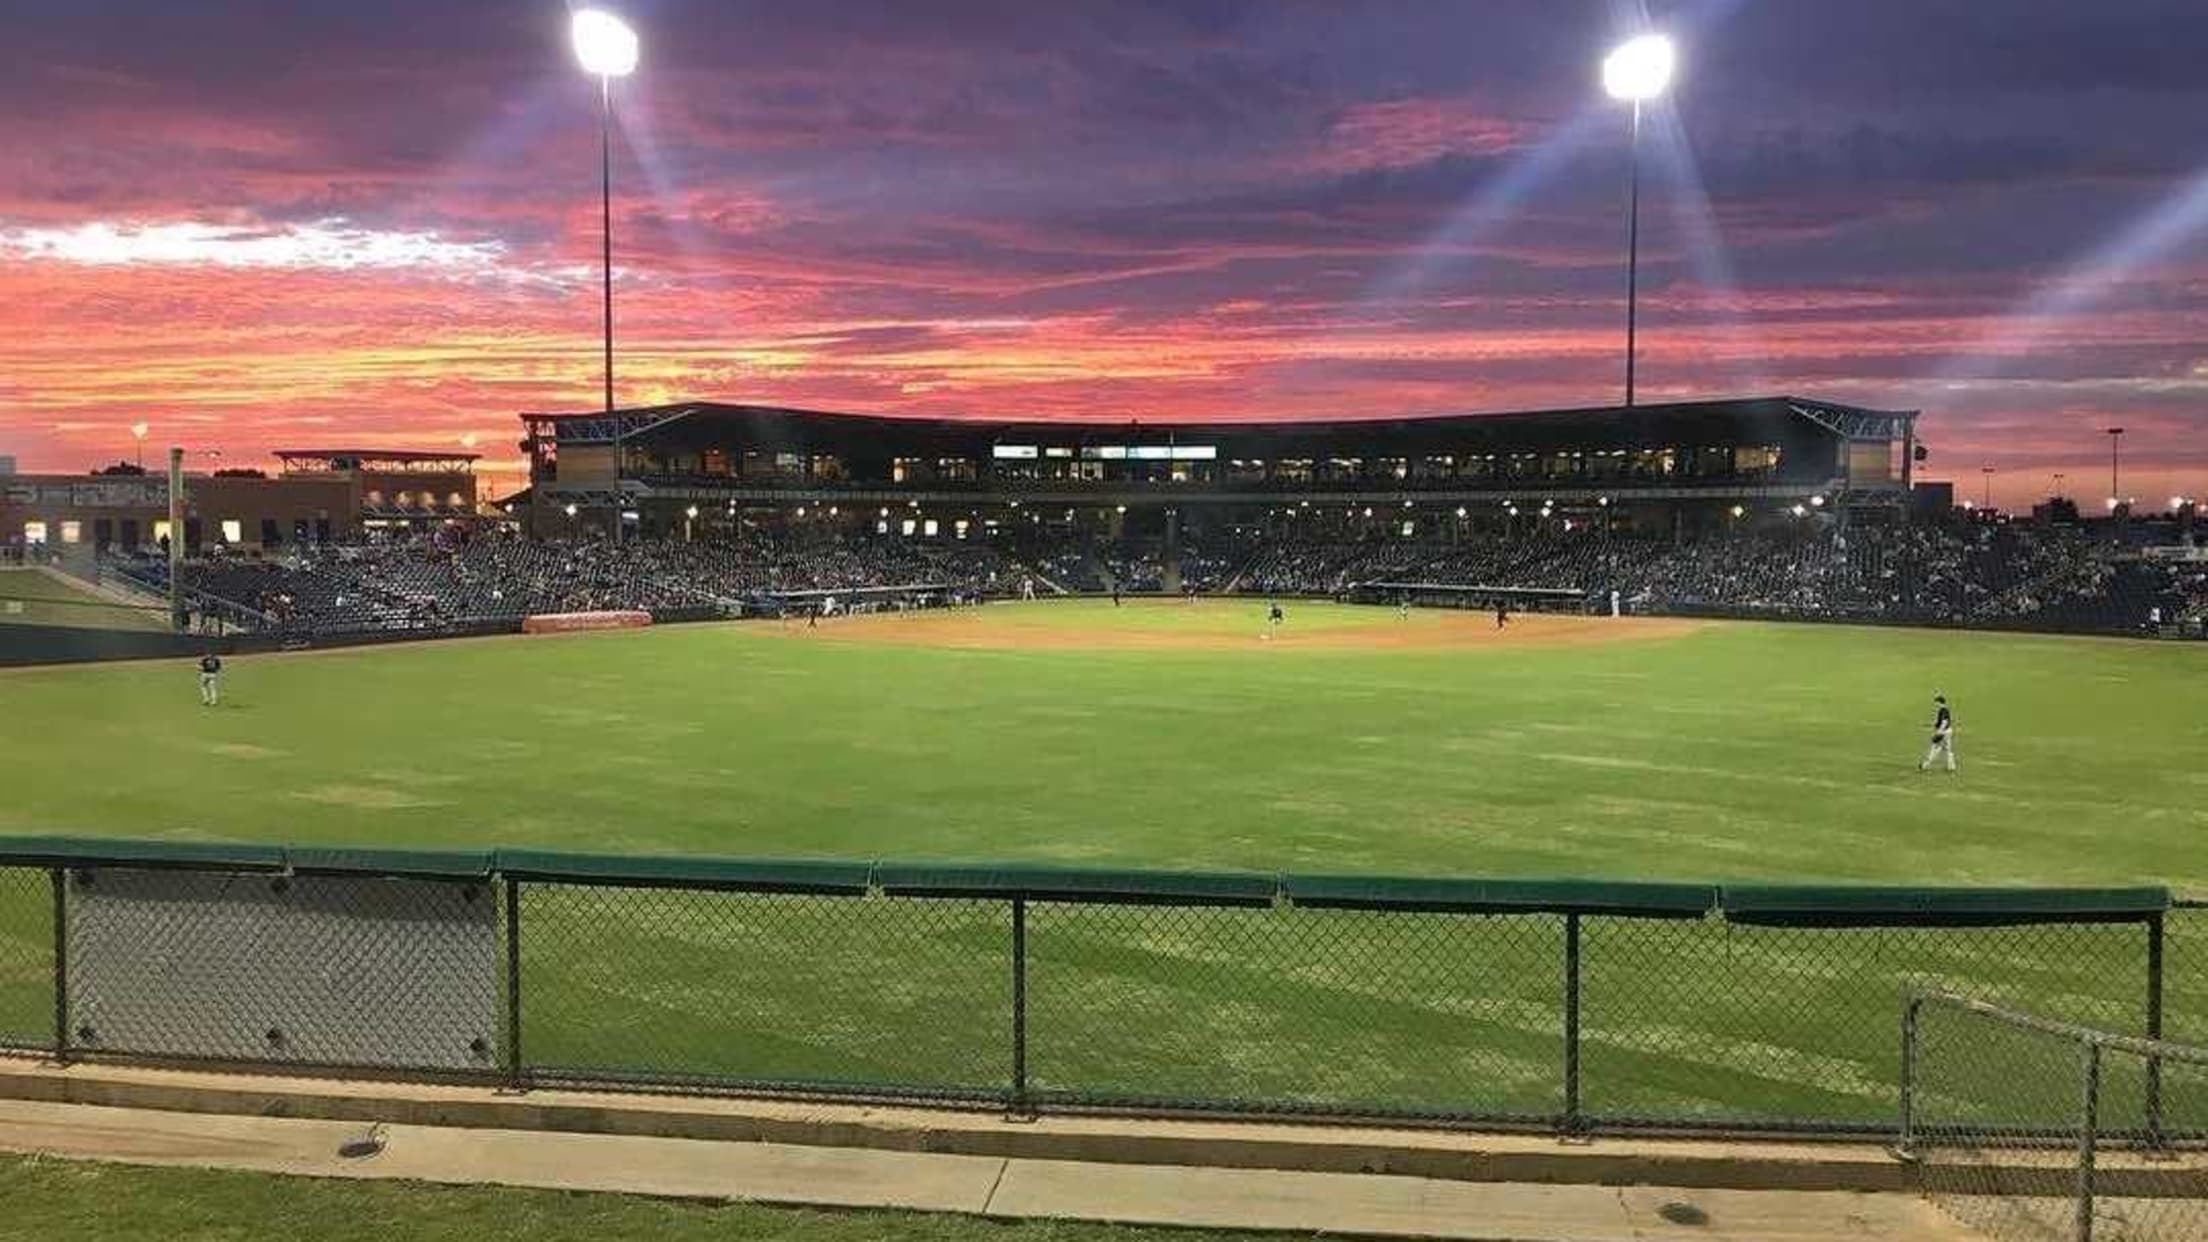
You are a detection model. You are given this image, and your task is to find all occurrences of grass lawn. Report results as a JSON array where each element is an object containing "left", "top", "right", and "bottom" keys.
[
  {"left": 1, "top": 603, "right": 2203, "bottom": 1127},
  {"left": 0, "top": 569, "right": 167, "bottom": 632},
  {"left": 0, "top": 1156, "right": 1284, "bottom": 1242}
]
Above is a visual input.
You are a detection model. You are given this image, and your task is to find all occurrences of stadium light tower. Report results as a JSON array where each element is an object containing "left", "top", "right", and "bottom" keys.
[
  {"left": 1601, "top": 32, "right": 1675, "bottom": 408},
  {"left": 2105, "top": 427, "right": 2125, "bottom": 510},
  {"left": 130, "top": 420, "right": 149, "bottom": 470},
  {"left": 571, "top": 8, "right": 638, "bottom": 540}
]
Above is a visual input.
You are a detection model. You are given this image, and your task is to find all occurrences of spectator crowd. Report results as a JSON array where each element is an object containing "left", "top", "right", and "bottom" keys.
[{"left": 104, "top": 518, "right": 2208, "bottom": 640}]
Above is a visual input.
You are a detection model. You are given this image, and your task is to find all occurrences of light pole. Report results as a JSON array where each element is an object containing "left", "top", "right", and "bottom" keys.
[
  {"left": 1602, "top": 33, "right": 1675, "bottom": 409},
  {"left": 572, "top": 9, "right": 638, "bottom": 541},
  {"left": 130, "top": 421, "right": 149, "bottom": 471},
  {"left": 2105, "top": 427, "right": 2124, "bottom": 511},
  {"left": 1981, "top": 466, "right": 1994, "bottom": 511},
  {"left": 2052, "top": 471, "right": 2066, "bottom": 499}
]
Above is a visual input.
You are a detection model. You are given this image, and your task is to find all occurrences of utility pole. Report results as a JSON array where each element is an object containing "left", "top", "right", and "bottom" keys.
[{"left": 167, "top": 447, "right": 185, "bottom": 632}]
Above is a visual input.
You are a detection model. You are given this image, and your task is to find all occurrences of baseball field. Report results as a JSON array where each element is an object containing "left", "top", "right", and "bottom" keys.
[
  {"left": 1, "top": 602, "right": 2204, "bottom": 1135},
  {"left": 2, "top": 601, "right": 2202, "bottom": 887}
]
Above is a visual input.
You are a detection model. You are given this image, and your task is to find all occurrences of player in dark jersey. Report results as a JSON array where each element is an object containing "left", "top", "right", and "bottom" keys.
[
  {"left": 1264, "top": 600, "right": 1284, "bottom": 640},
  {"left": 1494, "top": 602, "right": 1510, "bottom": 630},
  {"left": 1918, "top": 695, "right": 1956, "bottom": 773},
  {"left": 198, "top": 652, "right": 222, "bottom": 706}
]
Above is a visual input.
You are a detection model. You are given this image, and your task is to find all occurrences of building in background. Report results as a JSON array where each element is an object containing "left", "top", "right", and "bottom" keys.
[
  {"left": 0, "top": 448, "right": 481, "bottom": 557},
  {"left": 520, "top": 395, "right": 1919, "bottom": 545}
]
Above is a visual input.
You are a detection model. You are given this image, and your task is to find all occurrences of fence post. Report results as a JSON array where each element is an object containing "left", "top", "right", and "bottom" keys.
[
  {"left": 48, "top": 868, "right": 68, "bottom": 1064},
  {"left": 2144, "top": 913, "right": 2164, "bottom": 1150},
  {"left": 1895, "top": 993, "right": 1922, "bottom": 1159},
  {"left": 2075, "top": 1040, "right": 2101, "bottom": 1242},
  {"left": 503, "top": 876, "right": 524, "bottom": 1090},
  {"left": 1562, "top": 912, "right": 1583, "bottom": 1136},
  {"left": 1009, "top": 897, "right": 1030, "bottom": 1117}
]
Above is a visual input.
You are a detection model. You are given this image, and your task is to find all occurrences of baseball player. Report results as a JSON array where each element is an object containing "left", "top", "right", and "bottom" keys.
[
  {"left": 1264, "top": 600, "right": 1284, "bottom": 639},
  {"left": 1918, "top": 694, "right": 1957, "bottom": 773},
  {"left": 197, "top": 651, "right": 222, "bottom": 707}
]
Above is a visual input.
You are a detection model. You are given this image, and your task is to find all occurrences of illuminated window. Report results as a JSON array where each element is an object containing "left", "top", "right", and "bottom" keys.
[
  {"left": 901, "top": 518, "right": 917, "bottom": 536},
  {"left": 152, "top": 520, "right": 172, "bottom": 544},
  {"left": 220, "top": 520, "right": 243, "bottom": 544},
  {"left": 954, "top": 519, "right": 969, "bottom": 539},
  {"left": 22, "top": 521, "right": 47, "bottom": 544},
  {"left": 60, "top": 521, "right": 83, "bottom": 545},
  {"left": 923, "top": 519, "right": 940, "bottom": 537}
]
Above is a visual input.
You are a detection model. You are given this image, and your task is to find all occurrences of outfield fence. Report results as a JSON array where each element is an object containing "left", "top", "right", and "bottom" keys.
[
  {"left": 1900, "top": 992, "right": 2208, "bottom": 1241},
  {"left": 0, "top": 837, "right": 2202, "bottom": 1140}
]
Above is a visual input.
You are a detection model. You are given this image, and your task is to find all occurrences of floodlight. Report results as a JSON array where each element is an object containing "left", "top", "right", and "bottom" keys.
[
  {"left": 1602, "top": 34, "right": 1675, "bottom": 103},
  {"left": 571, "top": 10, "right": 639, "bottom": 77}
]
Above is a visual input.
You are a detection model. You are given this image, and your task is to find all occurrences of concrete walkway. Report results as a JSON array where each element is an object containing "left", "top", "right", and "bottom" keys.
[{"left": 0, "top": 1098, "right": 1980, "bottom": 1241}]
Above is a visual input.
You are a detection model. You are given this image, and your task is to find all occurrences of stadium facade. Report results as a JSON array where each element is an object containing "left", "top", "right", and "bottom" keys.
[
  {"left": 520, "top": 395, "right": 1920, "bottom": 542},
  {"left": 0, "top": 449, "right": 480, "bottom": 556}
]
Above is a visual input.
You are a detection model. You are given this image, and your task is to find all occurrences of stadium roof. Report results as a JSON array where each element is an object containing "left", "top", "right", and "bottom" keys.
[
  {"left": 525, "top": 395, "right": 1917, "bottom": 451},
  {"left": 274, "top": 448, "right": 481, "bottom": 463}
]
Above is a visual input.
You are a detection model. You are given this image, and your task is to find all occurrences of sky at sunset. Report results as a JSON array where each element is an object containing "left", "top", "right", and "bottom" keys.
[{"left": 3, "top": 0, "right": 2205, "bottom": 506}]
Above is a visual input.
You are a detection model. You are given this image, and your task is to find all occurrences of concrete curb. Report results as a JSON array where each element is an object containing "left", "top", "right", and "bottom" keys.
[{"left": 1, "top": 1058, "right": 2199, "bottom": 1198}]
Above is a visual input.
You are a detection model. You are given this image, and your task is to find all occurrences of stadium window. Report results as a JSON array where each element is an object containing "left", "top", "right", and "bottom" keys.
[
  {"left": 923, "top": 518, "right": 940, "bottom": 537},
  {"left": 877, "top": 520, "right": 889, "bottom": 534},
  {"left": 954, "top": 519, "right": 969, "bottom": 539},
  {"left": 901, "top": 518, "right": 917, "bottom": 537},
  {"left": 220, "top": 520, "right": 243, "bottom": 544},
  {"left": 151, "top": 520, "right": 170, "bottom": 544},
  {"left": 59, "top": 521, "right": 82, "bottom": 545},
  {"left": 22, "top": 521, "right": 48, "bottom": 544},
  {"left": 261, "top": 519, "right": 281, "bottom": 546}
]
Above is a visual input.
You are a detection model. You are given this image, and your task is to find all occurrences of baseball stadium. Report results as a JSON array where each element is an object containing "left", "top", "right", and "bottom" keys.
[
  {"left": 4, "top": 387, "right": 2207, "bottom": 1240},
  {"left": 7, "top": 3, "right": 2208, "bottom": 1239}
]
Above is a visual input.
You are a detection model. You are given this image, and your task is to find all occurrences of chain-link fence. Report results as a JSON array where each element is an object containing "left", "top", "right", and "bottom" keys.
[
  {"left": 0, "top": 838, "right": 2203, "bottom": 1144},
  {"left": 1902, "top": 992, "right": 2208, "bottom": 1242},
  {"left": 0, "top": 866, "right": 53, "bottom": 1052}
]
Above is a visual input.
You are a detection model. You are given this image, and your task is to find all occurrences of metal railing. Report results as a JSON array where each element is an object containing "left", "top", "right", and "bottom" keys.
[
  {"left": 0, "top": 837, "right": 2201, "bottom": 1141},
  {"left": 1899, "top": 992, "right": 2208, "bottom": 1241}
]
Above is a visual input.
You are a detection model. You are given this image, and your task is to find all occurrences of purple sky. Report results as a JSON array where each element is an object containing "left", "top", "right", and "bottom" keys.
[{"left": 2, "top": 0, "right": 2205, "bottom": 504}]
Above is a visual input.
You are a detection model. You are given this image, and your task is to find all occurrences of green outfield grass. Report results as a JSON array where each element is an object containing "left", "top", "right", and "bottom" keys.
[
  {"left": 0, "top": 568, "right": 167, "bottom": 632},
  {"left": 1, "top": 603, "right": 2203, "bottom": 1127},
  {"left": 0, "top": 603, "right": 2202, "bottom": 885}
]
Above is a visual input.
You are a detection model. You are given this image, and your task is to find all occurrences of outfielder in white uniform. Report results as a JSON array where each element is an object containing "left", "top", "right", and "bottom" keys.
[{"left": 1918, "top": 695, "right": 1956, "bottom": 773}]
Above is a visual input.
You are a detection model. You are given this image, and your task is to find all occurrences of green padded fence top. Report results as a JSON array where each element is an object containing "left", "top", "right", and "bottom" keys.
[
  {"left": 873, "top": 862, "right": 1276, "bottom": 906},
  {"left": 0, "top": 835, "right": 2177, "bottom": 924},
  {"left": 496, "top": 849, "right": 875, "bottom": 895},
  {"left": 1284, "top": 874, "right": 1716, "bottom": 918},
  {"left": 0, "top": 835, "right": 288, "bottom": 871},
  {"left": 1718, "top": 884, "right": 2170, "bottom": 927}
]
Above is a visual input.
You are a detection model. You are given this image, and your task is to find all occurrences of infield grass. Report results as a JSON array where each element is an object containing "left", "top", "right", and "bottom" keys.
[{"left": 1, "top": 602, "right": 2203, "bottom": 1127}]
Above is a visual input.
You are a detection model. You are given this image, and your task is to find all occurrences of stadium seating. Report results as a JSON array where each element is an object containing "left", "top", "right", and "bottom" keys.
[{"left": 110, "top": 519, "right": 2207, "bottom": 641}]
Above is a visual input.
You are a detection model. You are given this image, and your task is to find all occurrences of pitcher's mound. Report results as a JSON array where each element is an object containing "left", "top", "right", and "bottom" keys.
[{"left": 777, "top": 600, "right": 1703, "bottom": 653}]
